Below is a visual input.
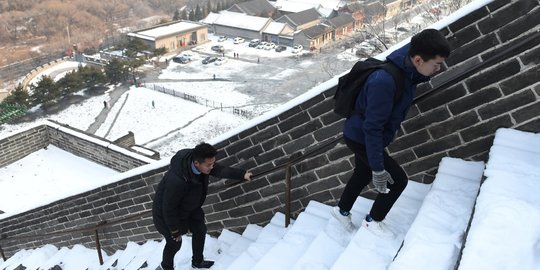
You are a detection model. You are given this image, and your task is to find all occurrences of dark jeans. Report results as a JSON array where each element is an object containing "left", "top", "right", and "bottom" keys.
[
  {"left": 153, "top": 208, "right": 207, "bottom": 269},
  {"left": 338, "top": 137, "right": 408, "bottom": 221}
]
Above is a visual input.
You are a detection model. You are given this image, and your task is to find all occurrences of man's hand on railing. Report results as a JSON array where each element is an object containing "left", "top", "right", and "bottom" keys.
[{"left": 244, "top": 171, "right": 253, "bottom": 182}]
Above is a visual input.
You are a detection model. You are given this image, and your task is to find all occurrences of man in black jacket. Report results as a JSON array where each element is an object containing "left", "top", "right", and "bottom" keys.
[{"left": 152, "top": 142, "right": 252, "bottom": 269}]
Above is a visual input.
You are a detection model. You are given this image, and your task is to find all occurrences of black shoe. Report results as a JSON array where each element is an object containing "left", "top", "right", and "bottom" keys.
[{"left": 192, "top": 260, "right": 214, "bottom": 269}]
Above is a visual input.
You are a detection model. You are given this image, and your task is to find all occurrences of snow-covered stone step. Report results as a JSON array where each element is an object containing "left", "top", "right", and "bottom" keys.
[
  {"left": 388, "top": 157, "right": 484, "bottom": 270},
  {"left": 290, "top": 196, "right": 373, "bottom": 270},
  {"left": 302, "top": 200, "right": 332, "bottom": 219},
  {"left": 0, "top": 244, "right": 58, "bottom": 270},
  {"left": 121, "top": 240, "right": 164, "bottom": 270},
  {"left": 251, "top": 207, "right": 330, "bottom": 270},
  {"left": 224, "top": 212, "right": 289, "bottom": 270},
  {"left": 174, "top": 236, "right": 220, "bottom": 270},
  {"left": 49, "top": 244, "right": 104, "bottom": 269},
  {"left": 99, "top": 241, "right": 142, "bottom": 270},
  {"left": 212, "top": 224, "right": 263, "bottom": 269},
  {"left": 331, "top": 180, "right": 431, "bottom": 270},
  {"left": 458, "top": 128, "right": 540, "bottom": 270},
  {"left": 216, "top": 229, "right": 242, "bottom": 256}
]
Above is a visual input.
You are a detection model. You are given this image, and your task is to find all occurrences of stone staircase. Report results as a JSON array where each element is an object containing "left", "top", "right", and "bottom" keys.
[
  {"left": 0, "top": 156, "right": 486, "bottom": 270},
  {"left": 10, "top": 126, "right": 540, "bottom": 269}
]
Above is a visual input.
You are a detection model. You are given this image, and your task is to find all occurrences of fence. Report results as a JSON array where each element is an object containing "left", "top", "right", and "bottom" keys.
[{"left": 150, "top": 84, "right": 253, "bottom": 119}]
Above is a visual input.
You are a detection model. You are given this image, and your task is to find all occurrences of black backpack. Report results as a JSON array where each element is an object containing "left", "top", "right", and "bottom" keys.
[{"left": 333, "top": 57, "right": 405, "bottom": 118}]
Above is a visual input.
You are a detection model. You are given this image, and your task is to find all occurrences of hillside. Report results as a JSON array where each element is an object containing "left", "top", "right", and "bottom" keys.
[{"left": 0, "top": 0, "right": 192, "bottom": 67}]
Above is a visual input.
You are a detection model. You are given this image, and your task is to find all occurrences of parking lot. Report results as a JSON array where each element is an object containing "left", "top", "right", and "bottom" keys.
[{"left": 143, "top": 33, "right": 360, "bottom": 110}]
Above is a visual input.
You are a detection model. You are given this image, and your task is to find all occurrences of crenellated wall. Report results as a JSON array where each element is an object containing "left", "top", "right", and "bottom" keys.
[{"left": 0, "top": 0, "right": 538, "bottom": 258}]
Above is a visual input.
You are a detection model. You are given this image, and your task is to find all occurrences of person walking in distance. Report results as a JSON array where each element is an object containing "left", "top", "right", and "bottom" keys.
[
  {"left": 152, "top": 142, "right": 253, "bottom": 269},
  {"left": 332, "top": 29, "right": 451, "bottom": 238}
]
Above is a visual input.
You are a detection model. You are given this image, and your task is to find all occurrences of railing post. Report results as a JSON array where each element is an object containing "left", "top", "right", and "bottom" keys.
[
  {"left": 0, "top": 244, "right": 6, "bottom": 261},
  {"left": 94, "top": 228, "right": 104, "bottom": 265},
  {"left": 285, "top": 164, "right": 292, "bottom": 227}
]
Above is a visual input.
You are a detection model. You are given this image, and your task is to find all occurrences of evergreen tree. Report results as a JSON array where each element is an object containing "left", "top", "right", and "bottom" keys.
[
  {"left": 80, "top": 66, "right": 106, "bottom": 90},
  {"left": 217, "top": 1, "right": 223, "bottom": 11},
  {"left": 105, "top": 58, "right": 128, "bottom": 84},
  {"left": 57, "top": 70, "right": 83, "bottom": 96},
  {"left": 153, "top": 47, "right": 167, "bottom": 58},
  {"left": 180, "top": 9, "right": 188, "bottom": 20},
  {"left": 173, "top": 9, "right": 181, "bottom": 21},
  {"left": 3, "top": 84, "right": 30, "bottom": 107},
  {"left": 189, "top": 9, "right": 195, "bottom": 21},
  {"left": 30, "top": 76, "right": 59, "bottom": 105},
  {"left": 126, "top": 39, "right": 149, "bottom": 58},
  {"left": 195, "top": 5, "right": 203, "bottom": 21},
  {"left": 206, "top": 1, "right": 213, "bottom": 14}
]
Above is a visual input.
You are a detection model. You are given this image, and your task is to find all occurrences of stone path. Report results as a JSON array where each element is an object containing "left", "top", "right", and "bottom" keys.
[{"left": 86, "top": 84, "right": 130, "bottom": 134}]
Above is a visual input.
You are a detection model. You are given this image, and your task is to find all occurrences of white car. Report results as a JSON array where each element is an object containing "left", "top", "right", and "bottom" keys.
[
  {"left": 257, "top": 42, "right": 268, "bottom": 49},
  {"left": 218, "top": 36, "right": 227, "bottom": 42},
  {"left": 264, "top": 42, "right": 276, "bottom": 50},
  {"left": 357, "top": 41, "right": 375, "bottom": 52},
  {"left": 292, "top": 44, "right": 303, "bottom": 54},
  {"left": 233, "top": 37, "right": 245, "bottom": 44},
  {"left": 215, "top": 57, "right": 227, "bottom": 65}
]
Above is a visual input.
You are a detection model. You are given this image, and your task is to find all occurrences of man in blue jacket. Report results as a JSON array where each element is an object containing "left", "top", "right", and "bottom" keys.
[
  {"left": 153, "top": 143, "right": 252, "bottom": 269},
  {"left": 332, "top": 29, "right": 451, "bottom": 238}
]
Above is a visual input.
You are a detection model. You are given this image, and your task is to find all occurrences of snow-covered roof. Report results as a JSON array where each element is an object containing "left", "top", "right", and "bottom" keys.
[
  {"left": 263, "top": 22, "right": 288, "bottom": 35},
  {"left": 128, "top": 21, "right": 205, "bottom": 41},
  {"left": 213, "top": 12, "right": 272, "bottom": 32},
  {"left": 274, "top": 0, "right": 316, "bottom": 13},
  {"left": 317, "top": 7, "right": 335, "bottom": 18},
  {"left": 201, "top": 12, "right": 221, "bottom": 24},
  {"left": 274, "top": 0, "right": 343, "bottom": 12}
]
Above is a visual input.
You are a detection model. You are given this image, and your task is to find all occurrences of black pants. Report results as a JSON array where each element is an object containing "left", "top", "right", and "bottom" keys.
[
  {"left": 153, "top": 208, "right": 207, "bottom": 269},
  {"left": 338, "top": 137, "right": 408, "bottom": 221}
]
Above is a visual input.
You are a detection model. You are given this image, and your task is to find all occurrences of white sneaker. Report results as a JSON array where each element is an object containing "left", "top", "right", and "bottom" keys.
[
  {"left": 331, "top": 206, "right": 355, "bottom": 232},
  {"left": 362, "top": 218, "right": 395, "bottom": 239}
]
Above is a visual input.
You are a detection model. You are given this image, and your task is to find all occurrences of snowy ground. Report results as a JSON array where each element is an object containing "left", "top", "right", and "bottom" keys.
[{"left": 0, "top": 145, "right": 117, "bottom": 219}]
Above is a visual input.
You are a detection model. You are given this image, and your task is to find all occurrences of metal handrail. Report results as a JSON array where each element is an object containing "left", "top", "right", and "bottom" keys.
[
  {"left": 0, "top": 210, "right": 151, "bottom": 264},
  {"left": 0, "top": 29, "right": 535, "bottom": 263}
]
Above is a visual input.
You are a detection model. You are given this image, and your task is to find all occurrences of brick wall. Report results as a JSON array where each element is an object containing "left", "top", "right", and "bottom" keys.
[
  {"left": 0, "top": 126, "right": 49, "bottom": 168},
  {"left": 0, "top": 168, "right": 166, "bottom": 255},
  {"left": 46, "top": 122, "right": 152, "bottom": 172},
  {"left": 1, "top": 0, "right": 539, "bottom": 257}
]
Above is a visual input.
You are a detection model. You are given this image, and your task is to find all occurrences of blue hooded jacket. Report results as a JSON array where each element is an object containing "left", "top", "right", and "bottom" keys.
[{"left": 343, "top": 44, "right": 430, "bottom": 172}]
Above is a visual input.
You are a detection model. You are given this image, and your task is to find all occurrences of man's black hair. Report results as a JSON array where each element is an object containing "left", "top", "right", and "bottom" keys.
[
  {"left": 409, "top": 29, "right": 451, "bottom": 61},
  {"left": 192, "top": 142, "right": 217, "bottom": 163}
]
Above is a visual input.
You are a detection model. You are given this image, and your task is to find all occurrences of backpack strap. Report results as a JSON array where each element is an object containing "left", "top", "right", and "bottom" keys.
[
  {"left": 381, "top": 61, "right": 405, "bottom": 103},
  {"left": 351, "top": 61, "right": 405, "bottom": 116}
]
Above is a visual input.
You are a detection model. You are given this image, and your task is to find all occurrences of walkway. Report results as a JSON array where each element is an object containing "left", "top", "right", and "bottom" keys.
[{"left": 86, "top": 84, "right": 130, "bottom": 134}]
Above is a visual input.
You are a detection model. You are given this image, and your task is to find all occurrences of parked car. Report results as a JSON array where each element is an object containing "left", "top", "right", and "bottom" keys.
[
  {"left": 215, "top": 57, "right": 227, "bottom": 65},
  {"left": 275, "top": 45, "right": 286, "bottom": 52},
  {"left": 248, "top": 39, "right": 261, "bottom": 47},
  {"left": 218, "top": 36, "right": 227, "bottom": 42},
  {"left": 292, "top": 44, "right": 303, "bottom": 54},
  {"left": 256, "top": 42, "right": 268, "bottom": 49},
  {"left": 357, "top": 41, "right": 375, "bottom": 53},
  {"left": 172, "top": 56, "right": 190, "bottom": 64},
  {"left": 211, "top": 45, "right": 224, "bottom": 53},
  {"left": 264, "top": 42, "right": 276, "bottom": 50},
  {"left": 233, "top": 37, "right": 245, "bottom": 44},
  {"left": 202, "top": 56, "right": 217, "bottom": 64}
]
